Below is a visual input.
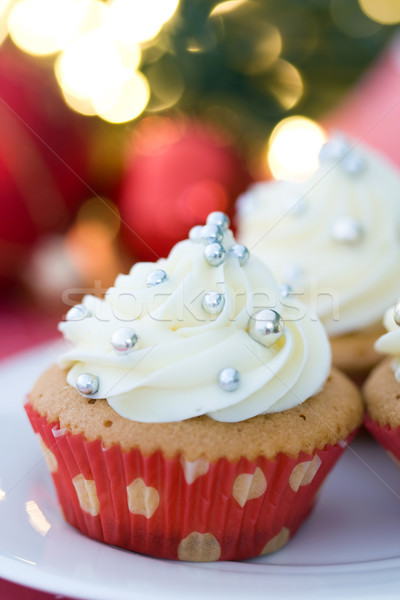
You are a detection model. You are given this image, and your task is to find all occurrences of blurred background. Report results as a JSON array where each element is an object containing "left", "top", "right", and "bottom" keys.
[{"left": 1, "top": 0, "right": 400, "bottom": 357}]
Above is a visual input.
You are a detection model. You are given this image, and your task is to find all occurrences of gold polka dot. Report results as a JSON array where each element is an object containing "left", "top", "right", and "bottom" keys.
[
  {"left": 289, "top": 455, "right": 322, "bottom": 492},
  {"left": 126, "top": 478, "right": 159, "bottom": 518},
  {"left": 72, "top": 474, "right": 100, "bottom": 516},
  {"left": 232, "top": 467, "right": 267, "bottom": 507},
  {"left": 387, "top": 451, "right": 400, "bottom": 469},
  {"left": 260, "top": 527, "right": 290, "bottom": 555},
  {"left": 180, "top": 457, "right": 210, "bottom": 484},
  {"left": 37, "top": 434, "right": 58, "bottom": 473},
  {"left": 178, "top": 532, "right": 221, "bottom": 562}
]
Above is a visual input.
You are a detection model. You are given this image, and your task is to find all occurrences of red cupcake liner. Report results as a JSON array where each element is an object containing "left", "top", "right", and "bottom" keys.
[
  {"left": 25, "top": 402, "right": 357, "bottom": 562},
  {"left": 364, "top": 415, "right": 400, "bottom": 464}
]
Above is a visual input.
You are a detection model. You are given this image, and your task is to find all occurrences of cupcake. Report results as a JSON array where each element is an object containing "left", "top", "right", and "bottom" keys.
[
  {"left": 25, "top": 212, "right": 363, "bottom": 562},
  {"left": 363, "top": 302, "right": 400, "bottom": 461},
  {"left": 237, "top": 135, "right": 400, "bottom": 380}
]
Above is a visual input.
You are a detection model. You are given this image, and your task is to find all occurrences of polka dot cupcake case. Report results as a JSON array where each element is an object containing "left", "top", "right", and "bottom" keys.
[{"left": 25, "top": 402, "right": 356, "bottom": 562}]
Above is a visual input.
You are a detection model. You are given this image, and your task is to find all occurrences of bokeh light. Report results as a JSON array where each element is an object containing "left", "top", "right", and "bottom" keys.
[
  {"left": 55, "top": 28, "right": 125, "bottom": 101},
  {"left": 95, "top": 70, "right": 150, "bottom": 123},
  {"left": 265, "top": 59, "right": 304, "bottom": 110},
  {"left": 8, "top": 0, "right": 91, "bottom": 56},
  {"left": 359, "top": 0, "right": 400, "bottom": 24},
  {"left": 267, "top": 116, "right": 327, "bottom": 181},
  {"left": 210, "top": 1, "right": 282, "bottom": 75},
  {"left": 107, "top": 0, "right": 179, "bottom": 44},
  {"left": 7, "top": 0, "right": 178, "bottom": 123}
]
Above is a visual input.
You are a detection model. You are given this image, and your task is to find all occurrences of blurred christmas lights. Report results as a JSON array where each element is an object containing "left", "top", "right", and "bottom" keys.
[
  {"left": 358, "top": 0, "right": 400, "bottom": 25},
  {"left": 4, "top": 0, "right": 179, "bottom": 123},
  {"left": 267, "top": 116, "right": 327, "bottom": 181}
]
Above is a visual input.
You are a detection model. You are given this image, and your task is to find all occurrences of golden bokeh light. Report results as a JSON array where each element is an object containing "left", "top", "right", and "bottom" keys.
[
  {"left": 267, "top": 116, "right": 327, "bottom": 181},
  {"left": 55, "top": 28, "right": 125, "bottom": 100},
  {"left": 95, "top": 70, "right": 150, "bottom": 123},
  {"left": 107, "top": 0, "right": 179, "bottom": 44},
  {"left": 359, "top": 0, "right": 400, "bottom": 24},
  {"left": 60, "top": 89, "right": 97, "bottom": 116},
  {"left": 8, "top": 0, "right": 92, "bottom": 56},
  {"left": 146, "top": 59, "right": 184, "bottom": 112},
  {"left": 265, "top": 59, "right": 304, "bottom": 110},
  {"left": 210, "top": 1, "right": 282, "bottom": 75},
  {"left": 210, "top": 0, "right": 249, "bottom": 17}
]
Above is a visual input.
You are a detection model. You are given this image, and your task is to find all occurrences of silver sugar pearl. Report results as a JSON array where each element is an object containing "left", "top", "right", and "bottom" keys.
[
  {"left": 111, "top": 327, "right": 138, "bottom": 353},
  {"left": 342, "top": 153, "right": 366, "bottom": 175},
  {"left": 331, "top": 216, "right": 364, "bottom": 245},
  {"left": 189, "top": 225, "right": 203, "bottom": 242},
  {"left": 218, "top": 367, "right": 240, "bottom": 392},
  {"left": 201, "top": 223, "right": 223, "bottom": 245},
  {"left": 229, "top": 243, "right": 250, "bottom": 266},
  {"left": 146, "top": 269, "right": 168, "bottom": 287},
  {"left": 248, "top": 309, "right": 285, "bottom": 347},
  {"left": 202, "top": 291, "right": 225, "bottom": 315},
  {"left": 76, "top": 373, "right": 99, "bottom": 396},
  {"left": 66, "top": 304, "right": 89, "bottom": 321},
  {"left": 206, "top": 211, "right": 230, "bottom": 232},
  {"left": 394, "top": 303, "right": 400, "bottom": 327},
  {"left": 279, "top": 283, "right": 293, "bottom": 298},
  {"left": 319, "top": 135, "right": 350, "bottom": 162},
  {"left": 204, "top": 242, "right": 226, "bottom": 266}
]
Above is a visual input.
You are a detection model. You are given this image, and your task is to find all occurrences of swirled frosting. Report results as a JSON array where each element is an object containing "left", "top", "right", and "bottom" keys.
[
  {"left": 375, "top": 305, "right": 400, "bottom": 381},
  {"left": 237, "top": 136, "right": 400, "bottom": 337},
  {"left": 58, "top": 218, "right": 331, "bottom": 423}
]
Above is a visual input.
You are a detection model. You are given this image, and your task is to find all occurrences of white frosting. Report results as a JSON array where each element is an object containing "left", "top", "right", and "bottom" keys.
[
  {"left": 375, "top": 307, "right": 400, "bottom": 381},
  {"left": 58, "top": 227, "right": 331, "bottom": 423},
  {"left": 237, "top": 138, "right": 400, "bottom": 337}
]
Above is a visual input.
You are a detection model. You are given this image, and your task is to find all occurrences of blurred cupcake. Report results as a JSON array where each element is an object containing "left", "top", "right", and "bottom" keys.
[
  {"left": 25, "top": 212, "right": 363, "bottom": 562},
  {"left": 237, "top": 135, "right": 400, "bottom": 380},
  {"left": 364, "top": 302, "right": 400, "bottom": 461}
]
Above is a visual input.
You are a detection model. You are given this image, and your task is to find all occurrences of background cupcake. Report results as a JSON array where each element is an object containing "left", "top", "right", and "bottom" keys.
[
  {"left": 364, "top": 302, "right": 400, "bottom": 462},
  {"left": 25, "top": 213, "right": 363, "bottom": 562},
  {"left": 237, "top": 135, "right": 400, "bottom": 380}
]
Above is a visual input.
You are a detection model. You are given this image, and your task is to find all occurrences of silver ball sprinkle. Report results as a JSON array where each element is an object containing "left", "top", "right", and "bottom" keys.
[
  {"left": 111, "top": 327, "right": 138, "bottom": 353},
  {"left": 319, "top": 135, "right": 350, "bottom": 162},
  {"left": 201, "top": 223, "right": 223, "bottom": 245},
  {"left": 229, "top": 243, "right": 250, "bottom": 266},
  {"left": 76, "top": 373, "right": 99, "bottom": 396},
  {"left": 206, "top": 211, "right": 230, "bottom": 232},
  {"left": 248, "top": 309, "right": 285, "bottom": 347},
  {"left": 394, "top": 303, "right": 400, "bottom": 327},
  {"left": 218, "top": 367, "right": 240, "bottom": 392},
  {"left": 146, "top": 269, "right": 168, "bottom": 287},
  {"left": 202, "top": 291, "right": 225, "bottom": 315},
  {"left": 66, "top": 304, "right": 89, "bottom": 321},
  {"left": 331, "top": 216, "right": 364, "bottom": 245},
  {"left": 342, "top": 153, "right": 365, "bottom": 176},
  {"left": 279, "top": 283, "right": 293, "bottom": 298},
  {"left": 189, "top": 225, "right": 203, "bottom": 242},
  {"left": 204, "top": 242, "right": 226, "bottom": 266}
]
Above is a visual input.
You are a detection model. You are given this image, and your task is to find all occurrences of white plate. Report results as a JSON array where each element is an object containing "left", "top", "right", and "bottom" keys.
[{"left": 1, "top": 344, "right": 400, "bottom": 600}]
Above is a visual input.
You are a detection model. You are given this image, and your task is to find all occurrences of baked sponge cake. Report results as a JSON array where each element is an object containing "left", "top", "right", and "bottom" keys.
[
  {"left": 25, "top": 212, "right": 363, "bottom": 562},
  {"left": 364, "top": 303, "right": 400, "bottom": 462},
  {"left": 237, "top": 135, "right": 400, "bottom": 380}
]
